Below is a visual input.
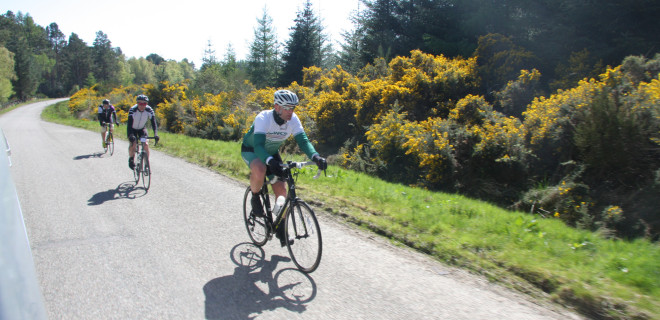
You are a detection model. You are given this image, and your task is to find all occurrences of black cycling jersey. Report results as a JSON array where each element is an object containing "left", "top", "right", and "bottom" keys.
[{"left": 98, "top": 105, "right": 117, "bottom": 125}]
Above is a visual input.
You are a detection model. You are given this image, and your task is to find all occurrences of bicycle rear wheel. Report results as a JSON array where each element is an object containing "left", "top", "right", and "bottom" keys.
[
  {"left": 142, "top": 153, "right": 151, "bottom": 190},
  {"left": 285, "top": 201, "right": 322, "bottom": 273},
  {"left": 242, "top": 187, "right": 269, "bottom": 246}
]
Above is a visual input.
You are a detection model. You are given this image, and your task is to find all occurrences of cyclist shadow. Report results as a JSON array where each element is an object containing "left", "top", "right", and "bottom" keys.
[
  {"left": 73, "top": 152, "right": 105, "bottom": 160},
  {"left": 203, "top": 242, "right": 317, "bottom": 319},
  {"left": 87, "top": 181, "right": 147, "bottom": 205}
]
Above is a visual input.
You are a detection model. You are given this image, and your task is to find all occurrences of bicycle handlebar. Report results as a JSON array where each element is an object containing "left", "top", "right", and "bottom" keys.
[
  {"left": 280, "top": 161, "right": 323, "bottom": 179},
  {"left": 139, "top": 136, "right": 159, "bottom": 146}
]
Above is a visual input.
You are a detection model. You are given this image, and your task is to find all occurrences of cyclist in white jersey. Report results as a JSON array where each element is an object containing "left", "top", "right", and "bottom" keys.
[
  {"left": 127, "top": 95, "right": 159, "bottom": 170},
  {"left": 241, "top": 90, "right": 327, "bottom": 245}
]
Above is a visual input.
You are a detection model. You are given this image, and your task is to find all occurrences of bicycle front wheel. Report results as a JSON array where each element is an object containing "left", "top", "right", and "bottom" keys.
[
  {"left": 133, "top": 154, "right": 141, "bottom": 184},
  {"left": 243, "top": 187, "right": 269, "bottom": 246},
  {"left": 107, "top": 133, "right": 114, "bottom": 156},
  {"left": 285, "top": 201, "right": 322, "bottom": 273},
  {"left": 142, "top": 154, "right": 151, "bottom": 190}
]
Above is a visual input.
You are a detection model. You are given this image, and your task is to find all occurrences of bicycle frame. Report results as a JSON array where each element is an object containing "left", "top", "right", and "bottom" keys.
[
  {"left": 102, "top": 127, "right": 114, "bottom": 155},
  {"left": 261, "top": 161, "right": 321, "bottom": 235},
  {"left": 133, "top": 136, "right": 157, "bottom": 158}
]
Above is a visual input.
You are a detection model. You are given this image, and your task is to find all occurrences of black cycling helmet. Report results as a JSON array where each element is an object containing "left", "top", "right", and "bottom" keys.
[
  {"left": 102, "top": 99, "right": 110, "bottom": 105},
  {"left": 273, "top": 90, "right": 299, "bottom": 107},
  {"left": 136, "top": 94, "right": 149, "bottom": 103}
]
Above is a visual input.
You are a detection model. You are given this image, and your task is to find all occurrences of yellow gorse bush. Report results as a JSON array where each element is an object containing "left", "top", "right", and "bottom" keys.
[
  {"left": 401, "top": 117, "right": 453, "bottom": 183},
  {"left": 522, "top": 77, "right": 605, "bottom": 145},
  {"left": 474, "top": 115, "right": 525, "bottom": 161},
  {"left": 449, "top": 94, "right": 491, "bottom": 125},
  {"left": 68, "top": 86, "right": 98, "bottom": 115},
  {"left": 634, "top": 76, "right": 660, "bottom": 146}
]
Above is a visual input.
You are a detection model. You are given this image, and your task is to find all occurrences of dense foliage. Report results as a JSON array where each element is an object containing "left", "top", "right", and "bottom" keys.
[{"left": 64, "top": 51, "right": 660, "bottom": 240}]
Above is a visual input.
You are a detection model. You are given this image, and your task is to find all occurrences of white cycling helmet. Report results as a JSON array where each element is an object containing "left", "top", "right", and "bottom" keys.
[{"left": 273, "top": 90, "right": 299, "bottom": 107}]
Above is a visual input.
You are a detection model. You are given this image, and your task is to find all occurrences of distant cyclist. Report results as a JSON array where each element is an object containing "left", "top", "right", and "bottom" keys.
[
  {"left": 127, "top": 95, "right": 159, "bottom": 170},
  {"left": 241, "top": 89, "right": 327, "bottom": 246},
  {"left": 98, "top": 99, "right": 119, "bottom": 148}
]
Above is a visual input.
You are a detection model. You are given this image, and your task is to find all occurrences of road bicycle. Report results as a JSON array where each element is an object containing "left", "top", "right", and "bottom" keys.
[
  {"left": 102, "top": 125, "right": 114, "bottom": 156},
  {"left": 243, "top": 161, "right": 323, "bottom": 273},
  {"left": 132, "top": 136, "right": 157, "bottom": 190}
]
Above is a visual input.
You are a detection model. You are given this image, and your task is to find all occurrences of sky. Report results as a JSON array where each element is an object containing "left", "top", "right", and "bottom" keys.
[{"left": 3, "top": 0, "right": 362, "bottom": 67}]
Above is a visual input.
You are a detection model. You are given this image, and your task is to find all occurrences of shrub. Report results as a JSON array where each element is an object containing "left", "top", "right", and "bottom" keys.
[{"left": 495, "top": 69, "right": 543, "bottom": 118}]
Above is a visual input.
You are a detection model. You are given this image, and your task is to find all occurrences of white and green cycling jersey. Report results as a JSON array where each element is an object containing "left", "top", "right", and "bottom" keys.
[{"left": 241, "top": 109, "right": 317, "bottom": 164}]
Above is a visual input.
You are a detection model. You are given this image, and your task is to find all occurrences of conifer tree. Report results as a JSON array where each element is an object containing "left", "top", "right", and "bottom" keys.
[
  {"left": 338, "top": 8, "right": 365, "bottom": 75},
  {"left": 194, "top": 41, "right": 225, "bottom": 94},
  {"left": 93, "top": 31, "right": 121, "bottom": 85},
  {"left": 358, "top": 0, "right": 399, "bottom": 64},
  {"left": 279, "top": 0, "right": 328, "bottom": 86},
  {"left": 62, "top": 33, "right": 92, "bottom": 92},
  {"left": 247, "top": 7, "right": 280, "bottom": 88}
]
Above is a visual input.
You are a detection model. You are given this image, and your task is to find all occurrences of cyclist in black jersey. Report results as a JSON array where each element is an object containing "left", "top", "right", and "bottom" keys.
[
  {"left": 241, "top": 90, "right": 327, "bottom": 246},
  {"left": 98, "top": 99, "right": 119, "bottom": 148},
  {"left": 127, "top": 95, "right": 159, "bottom": 170}
]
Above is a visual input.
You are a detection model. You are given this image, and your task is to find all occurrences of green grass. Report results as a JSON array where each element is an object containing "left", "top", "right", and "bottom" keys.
[{"left": 41, "top": 101, "right": 660, "bottom": 319}]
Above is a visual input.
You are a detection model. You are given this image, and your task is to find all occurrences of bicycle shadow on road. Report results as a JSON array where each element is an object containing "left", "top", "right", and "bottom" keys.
[
  {"left": 203, "top": 242, "right": 317, "bottom": 319},
  {"left": 87, "top": 181, "right": 147, "bottom": 205},
  {"left": 73, "top": 152, "right": 105, "bottom": 160}
]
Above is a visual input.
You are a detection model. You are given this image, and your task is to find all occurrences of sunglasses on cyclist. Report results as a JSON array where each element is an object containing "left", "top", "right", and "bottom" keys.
[{"left": 280, "top": 105, "right": 296, "bottom": 111}]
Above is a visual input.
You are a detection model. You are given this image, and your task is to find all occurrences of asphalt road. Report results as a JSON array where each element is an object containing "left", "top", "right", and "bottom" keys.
[{"left": 1, "top": 99, "right": 582, "bottom": 319}]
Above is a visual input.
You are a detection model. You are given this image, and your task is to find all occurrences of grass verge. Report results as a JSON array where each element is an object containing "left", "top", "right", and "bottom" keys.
[
  {"left": 1, "top": 98, "right": 50, "bottom": 116},
  {"left": 42, "top": 101, "right": 660, "bottom": 319}
]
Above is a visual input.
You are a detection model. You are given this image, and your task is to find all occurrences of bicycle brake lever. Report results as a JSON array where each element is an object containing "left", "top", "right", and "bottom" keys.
[{"left": 313, "top": 169, "right": 322, "bottom": 179}]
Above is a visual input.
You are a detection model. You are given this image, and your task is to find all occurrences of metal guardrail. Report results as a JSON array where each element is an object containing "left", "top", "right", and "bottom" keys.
[
  {"left": 2, "top": 128, "right": 11, "bottom": 166},
  {"left": 0, "top": 128, "right": 48, "bottom": 319}
]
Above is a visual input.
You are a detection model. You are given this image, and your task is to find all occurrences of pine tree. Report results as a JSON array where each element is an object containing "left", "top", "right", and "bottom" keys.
[
  {"left": 359, "top": 0, "right": 399, "bottom": 64},
  {"left": 201, "top": 40, "right": 218, "bottom": 66},
  {"left": 194, "top": 41, "right": 225, "bottom": 94},
  {"left": 247, "top": 7, "right": 280, "bottom": 88},
  {"left": 338, "top": 7, "right": 365, "bottom": 74},
  {"left": 279, "top": 0, "right": 328, "bottom": 86},
  {"left": 221, "top": 43, "right": 249, "bottom": 92},
  {"left": 221, "top": 44, "right": 237, "bottom": 78},
  {"left": 42, "top": 23, "right": 67, "bottom": 96},
  {"left": 93, "top": 31, "right": 121, "bottom": 85},
  {"left": 62, "top": 33, "right": 92, "bottom": 90}
]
